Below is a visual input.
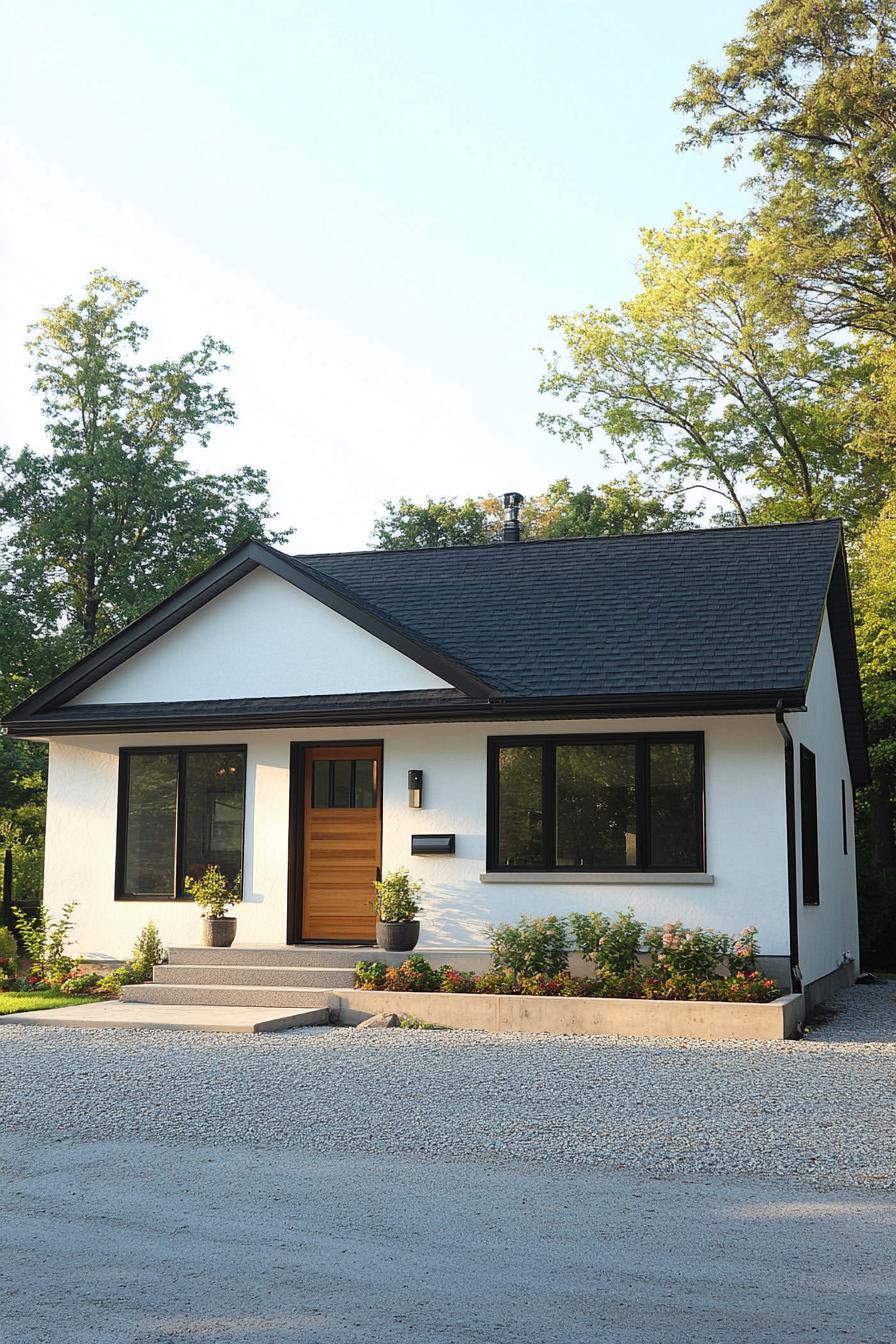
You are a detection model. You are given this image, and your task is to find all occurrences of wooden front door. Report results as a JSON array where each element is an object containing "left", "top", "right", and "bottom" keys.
[{"left": 301, "top": 745, "right": 381, "bottom": 942}]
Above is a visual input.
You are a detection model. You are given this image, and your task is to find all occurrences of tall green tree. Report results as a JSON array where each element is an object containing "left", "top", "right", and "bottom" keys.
[
  {"left": 372, "top": 476, "right": 697, "bottom": 548},
  {"left": 675, "top": 0, "right": 896, "bottom": 337},
  {"left": 0, "top": 270, "right": 289, "bottom": 661},
  {"left": 0, "top": 271, "right": 291, "bottom": 906},
  {"left": 539, "top": 210, "right": 888, "bottom": 531},
  {"left": 669, "top": 0, "right": 896, "bottom": 944}
]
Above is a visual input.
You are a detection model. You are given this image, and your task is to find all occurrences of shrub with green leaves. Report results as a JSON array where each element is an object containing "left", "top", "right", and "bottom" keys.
[
  {"left": 644, "top": 921, "right": 730, "bottom": 981},
  {"left": 569, "top": 908, "right": 645, "bottom": 975},
  {"left": 129, "top": 920, "right": 165, "bottom": 981},
  {"left": 14, "top": 902, "right": 77, "bottom": 986},
  {"left": 184, "top": 866, "right": 242, "bottom": 918},
  {"left": 384, "top": 955, "right": 441, "bottom": 992},
  {"left": 728, "top": 926, "right": 760, "bottom": 975},
  {"left": 60, "top": 971, "right": 102, "bottom": 996},
  {"left": 355, "top": 959, "right": 389, "bottom": 989},
  {"left": 372, "top": 868, "right": 422, "bottom": 922},
  {"left": 0, "top": 927, "right": 18, "bottom": 986},
  {"left": 487, "top": 914, "right": 570, "bottom": 978}
]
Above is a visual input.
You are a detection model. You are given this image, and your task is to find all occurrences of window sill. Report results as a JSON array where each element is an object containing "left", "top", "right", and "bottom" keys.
[{"left": 479, "top": 871, "right": 714, "bottom": 885}]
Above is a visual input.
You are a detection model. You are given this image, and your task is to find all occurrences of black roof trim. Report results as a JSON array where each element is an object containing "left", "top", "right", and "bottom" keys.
[
  {"left": 824, "top": 542, "right": 870, "bottom": 787},
  {"left": 4, "top": 687, "right": 808, "bottom": 738},
  {"left": 3, "top": 540, "right": 495, "bottom": 723}
]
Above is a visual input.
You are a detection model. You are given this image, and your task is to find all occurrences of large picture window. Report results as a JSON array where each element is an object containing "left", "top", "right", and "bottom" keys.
[
  {"left": 487, "top": 734, "right": 704, "bottom": 872},
  {"left": 116, "top": 747, "right": 246, "bottom": 899}
]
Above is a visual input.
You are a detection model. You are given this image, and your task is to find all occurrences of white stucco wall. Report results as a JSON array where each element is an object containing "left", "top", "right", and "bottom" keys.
[
  {"left": 43, "top": 713, "right": 794, "bottom": 963},
  {"left": 788, "top": 610, "right": 860, "bottom": 985},
  {"left": 73, "top": 567, "right": 452, "bottom": 703}
]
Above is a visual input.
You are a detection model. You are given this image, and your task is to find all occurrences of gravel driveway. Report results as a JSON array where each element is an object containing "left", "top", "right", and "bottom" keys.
[
  {"left": 2, "top": 982, "right": 895, "bottom": 1343},
  {"left": 3, "top": 981, "right": 895, "bottom": 1188}
]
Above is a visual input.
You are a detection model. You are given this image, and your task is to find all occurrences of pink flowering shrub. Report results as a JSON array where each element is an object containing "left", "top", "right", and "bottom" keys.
[
  {"left": 644, "top": 921, "right": 730, "bottom": 981},
  {"left": 569, "top": 909, "right": 645, "bottom": 975},
  {"left": 353, "top": 917, "right": 781, "bottom": 1003}
]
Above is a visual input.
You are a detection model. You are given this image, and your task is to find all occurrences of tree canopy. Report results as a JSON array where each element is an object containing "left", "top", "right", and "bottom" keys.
[
  {"left": 0, "top": 271, "right": 289, "bottom": 663},
  {"left": 372, "top": 476, "right": 698, "bottom": 549},
  {"left": 0, "top": 271, "right": 289, "bottom": 889},
  {"left": 539, "top": 209, "right": 890, "bottom": 532}
]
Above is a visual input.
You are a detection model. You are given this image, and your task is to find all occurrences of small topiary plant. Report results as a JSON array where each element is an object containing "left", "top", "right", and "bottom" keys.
[
  {"left": 372, "top": 868, "right": 422, "bottom": 922},
  {"left": 487, "top": 914, "right": 570, "bottom": 979},
  {"left": 184, "top": 866, "right": 242, "bottom": 919}
]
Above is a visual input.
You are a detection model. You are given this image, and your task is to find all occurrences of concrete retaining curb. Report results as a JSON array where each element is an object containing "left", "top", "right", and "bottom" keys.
[{"left": 332, "top": 989, "right": 804, "bottom": 1039}]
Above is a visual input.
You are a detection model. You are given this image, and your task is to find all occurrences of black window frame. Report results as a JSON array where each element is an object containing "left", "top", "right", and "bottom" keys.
[
  {"left": 486, "top": 732, "right": 705, "bottom": 874},
  {"left": 800, "top": 744, "right": 820, "bottom": 906},
  {"left": 115, "top": 745, "right": 248, "bottom": 901}
]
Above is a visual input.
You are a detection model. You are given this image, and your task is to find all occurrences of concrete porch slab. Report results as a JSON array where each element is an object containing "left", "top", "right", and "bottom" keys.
[{"left": 0, "top": 1001, "right": 331, "bottom": 1034}]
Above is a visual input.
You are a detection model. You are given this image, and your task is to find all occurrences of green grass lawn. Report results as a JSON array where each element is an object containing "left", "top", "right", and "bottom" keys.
[{"left": 0, "top": 990, "right": 106, "bottom": 1014}]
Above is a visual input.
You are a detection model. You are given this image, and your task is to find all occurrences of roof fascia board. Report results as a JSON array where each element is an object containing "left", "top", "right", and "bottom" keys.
[
  {"left": 4, "top": 687, "right": 809, "bottom": 737},
  {"left": 4, "top": 540, "right": 494, "bottom": 723},
  {"left": 821, "top": 541, "right": 871, "bottom": 787}
]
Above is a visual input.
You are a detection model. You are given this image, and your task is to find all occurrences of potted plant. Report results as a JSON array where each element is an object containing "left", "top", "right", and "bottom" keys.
[
  {"left": 184, "top": 865, "right": 242, "bottom": 947},
  {"left": 373, "top": 868, "right": 422, "bottom": 952}
]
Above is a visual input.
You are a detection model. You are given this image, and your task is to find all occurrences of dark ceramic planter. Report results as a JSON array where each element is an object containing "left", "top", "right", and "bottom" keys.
[
  {"left": 202, "top": 916, "right": 237, "bottom": 948},
  {"left": 376, "top": 919, "right": 420, "bottom": 953}
]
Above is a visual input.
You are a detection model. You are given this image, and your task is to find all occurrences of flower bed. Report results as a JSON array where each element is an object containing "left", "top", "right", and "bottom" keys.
[
  {"left": 354, "top": 912, "right": 782, "bottom": 1005},
  {"left": 355, "top": 956, "right": 780, "bottom": 1003}
]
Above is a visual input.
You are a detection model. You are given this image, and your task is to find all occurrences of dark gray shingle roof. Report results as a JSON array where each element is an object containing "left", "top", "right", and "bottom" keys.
[{"left": 296, "top": 521, "right": 842, "bottom": 699}]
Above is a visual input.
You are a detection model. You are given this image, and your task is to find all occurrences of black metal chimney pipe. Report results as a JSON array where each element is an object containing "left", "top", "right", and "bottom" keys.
[{"left": 502, "top": 492, "right": 524, "bottom": 543}]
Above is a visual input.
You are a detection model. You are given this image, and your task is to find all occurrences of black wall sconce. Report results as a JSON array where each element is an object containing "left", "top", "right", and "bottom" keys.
[{"left": 407, "top": 769, "right": 423, "bottom": 808}]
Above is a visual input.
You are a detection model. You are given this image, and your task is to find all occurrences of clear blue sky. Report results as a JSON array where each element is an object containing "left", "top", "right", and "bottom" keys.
[{"left": 2, "top": 0, "right": 752, "bottom": 551}]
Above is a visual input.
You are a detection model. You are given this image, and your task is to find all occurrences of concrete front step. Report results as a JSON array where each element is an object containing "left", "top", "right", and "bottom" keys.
[
  {"left": 166, "top": 945, "right": 377, "bottom": 968},
  {"left": 2, "top": 1001, "right": 330, "bottom": 1034},
  {"left": 165, "top": 945, "right": 494, "bottom": 971},
  {"left": 122, "top": 983, "right": 335, "bottom": 1010},
  {"left": 153, "top": 964, "right": 357, "bottom": 989}
]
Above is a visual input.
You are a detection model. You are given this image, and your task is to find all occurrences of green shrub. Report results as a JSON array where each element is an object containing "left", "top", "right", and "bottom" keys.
[
  {"left": 472, "top": 968, "right": 517, "bottom": 995},
  {"left": 183, "top": 866, "right": 242, "bottom": 918},
  {"left": 0, "top": 927, "right": 18, "bottom": 986},
  {"left": 60, "top": 972, "right": 102, "bottom": 996},
  {"left": 644, "top": 921, "right": 730, "bottom": 981},
  {"left": 569, "top": 908, "right": 645, "bottom": 975},
  {"left": 355, "top": 959, "right": 389, "bottom": 989},
  {"left": 487, "top": 914, "right": 569, "bottom": 978},
  {"left": 642, "top": 971, "right": 780, "bottom": 1003},
  {"left": 384, "top": 955, "right": 441, "bottom": 992},
  {"left": 728, "top": 926, "right": 760, "bottom": 975},
  {"left": 129, "top": 920, "right": 165, "bottom": 982},
  {"left": 372, "top": 868, "right": 422, "bottom": 922},
  {"left": 13, "top": 902, "right": 77, "bottom": 986},
  {"left": 438, "top": 967, "right": 478, "bottom": 993}
]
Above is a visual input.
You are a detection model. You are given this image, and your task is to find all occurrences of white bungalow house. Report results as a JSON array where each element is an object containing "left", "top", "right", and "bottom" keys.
[{"left": 2, "top": 513, "right": 867, "bottom": 1009}]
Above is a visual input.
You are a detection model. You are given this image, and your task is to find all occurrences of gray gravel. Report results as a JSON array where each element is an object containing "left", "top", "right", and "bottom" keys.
[{"left": 2, "top": 981, "right": 895, "bottom": 1189}]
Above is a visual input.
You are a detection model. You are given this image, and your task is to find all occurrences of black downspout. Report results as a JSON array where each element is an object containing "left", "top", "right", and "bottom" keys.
[{"left": 776, "top": 701, "right": 802, "bottom": 994}]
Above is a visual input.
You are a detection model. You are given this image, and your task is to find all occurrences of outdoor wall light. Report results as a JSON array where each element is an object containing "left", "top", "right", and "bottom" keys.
[{"left": 407, "top": 769, "right": 423, "bottom": 808}]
